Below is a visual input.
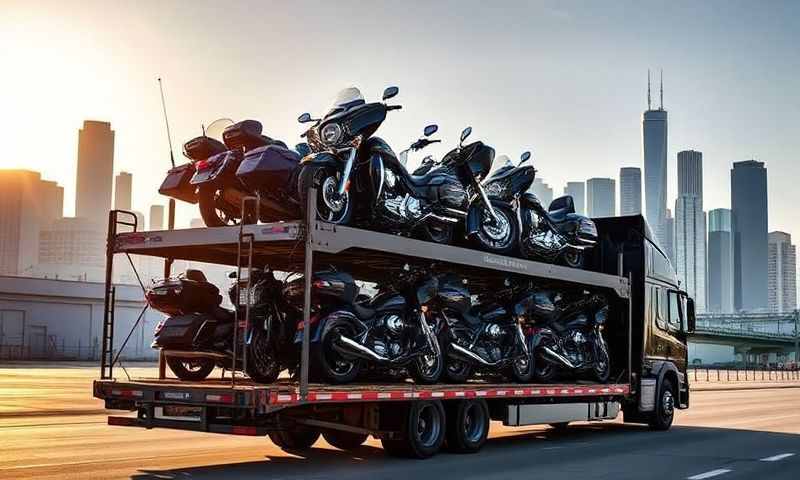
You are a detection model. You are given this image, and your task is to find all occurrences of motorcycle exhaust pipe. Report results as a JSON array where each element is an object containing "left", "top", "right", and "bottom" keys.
[
  {"left": 332, "top": 334, "right": 426, "bottom": 366},
  {"left": 449, "top": 342, "right": 506, "bottom": 368},
  {"left": 540, "top": 346, "right": 578, "bottom": 369}
]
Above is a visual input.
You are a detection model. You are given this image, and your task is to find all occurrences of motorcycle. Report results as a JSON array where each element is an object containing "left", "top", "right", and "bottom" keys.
[
  {"left": 515, "top": 287, "right": 611, "bottom": 383},
  {"left": 473, "top": 150, "right": 598, "bottom": 266},
  {"left": 398, "top": 124, "right": 441, "bottom": 174},
  {"left": 295, "top": 87, "right": 481, "bottom": 244},
  {"left": 436, "top": 275, "right": 535, "bottom": 383},
  {"left": 296, "top": 268, "right": 444, "bottom": 385},
  {"left": 147, "top": 268, "right": 302, "bottom": 383}
]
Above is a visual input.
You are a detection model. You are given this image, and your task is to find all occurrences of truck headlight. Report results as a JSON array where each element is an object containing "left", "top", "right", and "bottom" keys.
[{"left": 321, "top": 123, "right": 342, "bottom": 145}]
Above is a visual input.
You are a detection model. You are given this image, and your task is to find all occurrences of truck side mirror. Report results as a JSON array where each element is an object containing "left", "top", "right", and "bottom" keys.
[{"left": 686, "top": 297, "right": 696, "bottom": 333}]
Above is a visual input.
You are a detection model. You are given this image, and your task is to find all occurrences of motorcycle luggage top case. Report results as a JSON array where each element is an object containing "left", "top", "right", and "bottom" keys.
[
  {"left": 237, "top": 145, "right": 300, "bottom": 193},
  {"left": 159, "top": 163, "right": 198, "bottom": 204},
  {"left": 147, "top": 277, "right": 222, "bottom": 315}
]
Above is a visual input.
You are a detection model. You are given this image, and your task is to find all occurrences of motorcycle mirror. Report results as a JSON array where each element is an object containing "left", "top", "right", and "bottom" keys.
[
  {"left": 297, "top": 113, "right": 313, "bottom": 124},
  {"left": 520, "top": 151, "right": 531, "bottom": 163},
  {"left": 382, "top": 86, "right": 399, "bottom": 100},
  {"left": 460, "top": 126, "right": 472, "bottom": 143},
  {"left": 423, "top": 124, "right": 438, "bottom": 137}
]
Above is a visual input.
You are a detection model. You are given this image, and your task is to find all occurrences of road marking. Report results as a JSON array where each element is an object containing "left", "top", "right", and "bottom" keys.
[
  {"left": 760, "top": 453, "right": 795, "bottom": 462},
  {"left": 687, "top": 469, "right": 732, "bottom": 480}
]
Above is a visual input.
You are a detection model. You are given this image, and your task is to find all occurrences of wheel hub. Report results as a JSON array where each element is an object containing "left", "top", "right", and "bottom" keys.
[
  {"left": 481, "top": 210, "right": 511, "bottom": 242},
  {"left": 662, "top": 390, "right": 674, "bottom": 417},
  {"left": 322, "top": 176, "right": 347, "bottom": 213}
]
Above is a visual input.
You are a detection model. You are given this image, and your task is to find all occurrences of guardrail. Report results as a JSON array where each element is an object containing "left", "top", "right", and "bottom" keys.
[{"left": 689, "top": 366, "right": 800, "bottom": 382}]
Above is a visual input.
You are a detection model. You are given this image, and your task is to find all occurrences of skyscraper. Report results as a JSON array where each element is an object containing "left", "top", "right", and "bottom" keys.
[
  {"left": 586, "top": 178, "right": 616, "bottom": 218},
  {"left": 675, "top": 150, "right": 706, "bottom": 312},
  {"left": 563, "top": 181, "right": 585, "bottom": 215},
  {"left": 643, "top": 71, "right": 668, "bottom": 249},
  {"left": 708, "top": 209, "right": 734, "bottom": 313},
  {"left": 531, "top": 178, "right": 553, "bottom": 207},
  {"left": 731, "top": 160, "right": 768, "bottom": 311},
  {"left": 149, "top": 205, "right": 165, "bottom": 231},
  {"left": 768, "top": 231, "right": 796, "bottom": 313},
  {"left": 114, "top": 172, "right": 132, "bottom": 211},
  {"left": 619, "top": 167, "right": 642, "bottom": 215},
  {"left": 75, "top": 121, "right": 115, "bottom": 226},
  {"left": 0, "top": 170, "right": 63, "bottom": 276}
]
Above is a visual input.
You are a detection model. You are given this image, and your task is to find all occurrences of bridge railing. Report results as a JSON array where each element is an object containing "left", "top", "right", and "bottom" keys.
[{"left": 689, "top": 366, "right": 800, "bottom": 383}]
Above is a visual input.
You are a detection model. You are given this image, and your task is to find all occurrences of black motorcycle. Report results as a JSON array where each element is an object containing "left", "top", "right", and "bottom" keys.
[
  {"left": 297, "top": 268, "right": 444, "bottom": 384},
  {"left": 474, "top": 151, "right": 598, "bottom": 267},
  {"left": 148, "top": 268, "right": 302, "bottom": 383},
  {"left": 435, "top": 275, "right": 535, "bottom": 383},
  {"left": 515, "top": 288, "right": 611, "bottom": 383},
  {"left": 295, "top": 87, "right": 483, "bottom": 244}
]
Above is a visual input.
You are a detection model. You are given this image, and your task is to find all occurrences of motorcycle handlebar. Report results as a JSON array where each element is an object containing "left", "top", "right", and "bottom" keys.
[{"left": 386, "top": 105, "right": 402, "bottom": 111}]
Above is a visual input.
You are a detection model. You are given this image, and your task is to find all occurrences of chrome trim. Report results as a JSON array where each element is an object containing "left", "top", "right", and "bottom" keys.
[{"left": 338, "top": 148, "right": 357, "bottom": 196}]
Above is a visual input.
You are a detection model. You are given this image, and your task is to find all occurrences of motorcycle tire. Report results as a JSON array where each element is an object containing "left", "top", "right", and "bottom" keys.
[
  {"left": 297, "top": 165, "right": 353, "bottom": 225},
  {"left": 244, "top": 327, "right": 280, "bottom": 384},
  {"left": 533, "top": 350, "right": 558, "bottom": 383},
  {"left": 560, "top": 249, "right": 585, "bottom": 269},
  {"left": 311, "top": 317, "right": 361, "bottom": 384},
  {"left": 472, "top": 203, "right": 518, "bottom": 255},
  {"left": 198, "top": 186, "right": 255, "bottom": 227},
  {"left": 166, "top": 357, "right": 215, "bottom": 381},
  {"left": 410, "top": 343, "right": 444, "bottom": 384},
  {"left": 592, "top": 340, "right": 611, "bottom": 383},
  {"left": 422, "top": 223, "right": 454, "bottom": 244},
  {"left": 509, "top": 351, "right": 536, "bottom": 383}
]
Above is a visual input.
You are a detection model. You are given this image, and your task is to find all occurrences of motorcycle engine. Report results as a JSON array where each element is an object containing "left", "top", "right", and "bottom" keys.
[
  {"left": 472, "top": 323, "right": 512, "bottom": 364},
  {"left": 370, "top": 314, "right": 407, "bottom": 359},
  {"left": 563, "top": 330, "right": 587, "bottom": 366}
]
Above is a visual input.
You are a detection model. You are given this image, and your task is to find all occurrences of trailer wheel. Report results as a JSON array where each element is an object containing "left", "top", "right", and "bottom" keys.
[
  {"left": 269, "top": 426, "right": 320, "bottom": 450},
  {"left": 649, "top": 378, "right": 675, "bottom": 431},
  {"left": 381, "top": 401, "right": 446, "bottom": 459},
  {"left": 445, "top": 399, "right": 489, "bottom": 453},
  {"left": 166, "top": 357, "right": 215, "bottom": 381},
  {"left": 322, "top": 430, "right": 369, "bottom": 450}
]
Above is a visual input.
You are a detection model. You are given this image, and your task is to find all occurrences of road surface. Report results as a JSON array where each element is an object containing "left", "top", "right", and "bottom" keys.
[{"left": 1, "top": 365, "right": 798, "bottom": 480}]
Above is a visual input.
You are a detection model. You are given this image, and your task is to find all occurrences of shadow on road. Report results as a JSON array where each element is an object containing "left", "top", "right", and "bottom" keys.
[{"left": 130, "top": 423, "right": 800, "bottom": 480}]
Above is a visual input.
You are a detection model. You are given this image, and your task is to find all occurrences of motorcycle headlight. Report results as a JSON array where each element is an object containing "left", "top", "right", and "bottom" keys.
[
  {"left": 484, "top": 180, "right": 508, "bottom": 198},
  {"left": 321, "top": 123, "right": 343, "bottom": 145}
]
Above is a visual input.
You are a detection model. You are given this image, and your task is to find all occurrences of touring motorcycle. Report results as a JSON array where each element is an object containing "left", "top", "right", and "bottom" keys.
[
  {"left": 473, "top": 151, "right": 598, "bottom": 267},
  {"left": 428, "top": 274, "right": 535, "bottom": 383},
  {"left": 147, "top": 268, "right": 302, "bottom": 382},
  {"left": 295, "top": 87, "right": 491, "bottom": 244},
  {"left": 514, "top": 287, "right": 611, "bottom": 382},
  {"left": 295, "top": 268, "right": 445, "bottom": 384}
]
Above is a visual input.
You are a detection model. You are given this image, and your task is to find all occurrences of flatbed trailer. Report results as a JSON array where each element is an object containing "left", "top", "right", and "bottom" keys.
[{"left": 94, "top": 190, "right": 689, "bottom": 458}]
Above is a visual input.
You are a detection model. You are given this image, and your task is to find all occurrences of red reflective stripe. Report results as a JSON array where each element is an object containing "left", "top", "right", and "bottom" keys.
[{"left": 232, "top": 426, "right": 258, "bottom": 436}]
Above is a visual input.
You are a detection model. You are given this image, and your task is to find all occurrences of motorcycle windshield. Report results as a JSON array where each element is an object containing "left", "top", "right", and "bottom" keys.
[
  {"left": 325, "top": 87, "right": 366, "bottom": 118},
  {"left": 204, "top": 118, "right": 234, "bottom": 142},
  {"left": 489, "top": 154, "right": 514, "bottom": 175}
]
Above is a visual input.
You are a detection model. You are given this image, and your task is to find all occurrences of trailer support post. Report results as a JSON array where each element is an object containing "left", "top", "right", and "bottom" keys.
[{"left": 300, "top": 188, "right": 317, "bottom": 400}]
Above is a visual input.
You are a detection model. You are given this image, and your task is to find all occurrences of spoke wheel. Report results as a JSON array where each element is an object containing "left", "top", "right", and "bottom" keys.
[
  {"left": 298, "top": 165, "right": 353, "bottom": 225},
  {"left": 473, "top": 204, "right": 518, "bottom": 255}
]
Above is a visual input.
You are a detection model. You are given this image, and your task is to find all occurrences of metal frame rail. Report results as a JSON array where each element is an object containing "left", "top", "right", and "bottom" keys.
[{"left": 99, "top": 189, "right": 633, "bottom": 400}]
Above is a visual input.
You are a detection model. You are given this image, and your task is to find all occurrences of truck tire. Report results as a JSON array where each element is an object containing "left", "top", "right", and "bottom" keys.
[
  {"left": 445, "top": 399, "right": 489, "bottom": 453},
  {"left": 381, "top": 401, "right": 446, "bottom": 459},
  {"left": 322, "top": 430, "right": 368, "bottom": 450},
  {"left": 269, "top": 426, "right": 320, "bottom": 450},
  {"left": 648, "top": 378, "right": 675, "bottom": 431},
  {"left": 166, "top": 357, "right": 215, "bottom": 381}
]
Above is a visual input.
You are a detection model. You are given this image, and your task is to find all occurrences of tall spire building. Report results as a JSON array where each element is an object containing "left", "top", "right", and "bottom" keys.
[{"left": 642, "top": 70, "right": 669, "bottom": 251}]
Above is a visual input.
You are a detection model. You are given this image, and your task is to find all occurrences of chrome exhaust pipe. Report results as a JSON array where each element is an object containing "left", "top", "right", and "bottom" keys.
[
  {"left": 540, "top": 346, "right": 577, "bottom": 369},
  {"left": 449, "top": 342, "right": 505, "bottom": 367},
  {"left": 332, "top": 335, "right": 391, "bottom": 363}
]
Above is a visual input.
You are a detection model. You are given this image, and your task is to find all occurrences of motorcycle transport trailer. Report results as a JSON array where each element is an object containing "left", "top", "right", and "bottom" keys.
[{"left": 94, "top": 189, "right": 692, "bottom": 458}]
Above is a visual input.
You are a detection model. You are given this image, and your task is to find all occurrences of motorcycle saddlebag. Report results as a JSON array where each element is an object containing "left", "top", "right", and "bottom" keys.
[
  {"left": 158, "top": 162, "right": 198, "bottom": 204},
  {"left": 236, "top": 145, "right": 301, "bottom": 193},
  {"left": 146, "top": 276, "right": 222, "bottom": 315},
  {"left": 152, "top": 313, "right": 207, "bottom": 350}
]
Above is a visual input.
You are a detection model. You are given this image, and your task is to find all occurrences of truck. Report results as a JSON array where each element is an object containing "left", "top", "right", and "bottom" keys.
[{"left": 94, "top": 190, "right": 695, "bottom": 458}]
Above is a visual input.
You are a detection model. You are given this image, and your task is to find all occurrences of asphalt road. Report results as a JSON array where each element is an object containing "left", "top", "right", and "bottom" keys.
[{"left": 1, "top": 365, "right": 799, "bottom": 480}]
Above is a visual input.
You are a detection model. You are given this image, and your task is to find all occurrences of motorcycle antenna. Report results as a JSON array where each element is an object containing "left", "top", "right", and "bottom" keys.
[
  {"left": 647, "top": 69, "right": 651, "bottom": 110},
  {"left": 157, "top": 77, "right": 176, "bottom": 168}
]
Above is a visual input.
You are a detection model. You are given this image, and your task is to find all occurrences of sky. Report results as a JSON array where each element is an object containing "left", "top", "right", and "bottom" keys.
[{"left": 1, "top": 0, "right": 798, "bottom": 240}]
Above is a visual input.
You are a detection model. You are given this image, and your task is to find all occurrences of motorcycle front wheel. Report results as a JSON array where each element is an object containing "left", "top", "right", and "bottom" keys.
[
  {"left": 472, "top": 203, "right": 518, "bottom": 255},
  {"left": 297, "top": 165, "right": 353, "bottom": 225},
  {"left": 509, "top": 351, "right": 535, "bottom": 383},
  {"left": 533, "top": 349, "right": 558, "bottom": 383},
  {"left": 560, "top": 249, "right": 585, "bottom": 269},
  {"left": 244, "top": 327, "right": 280, "bottom": 384},
  {"left": 592, "top": 337, "right": 611, "bottom": 383},
  {"left": 411, "top": 344, "right": 444, "bottom": 384}
]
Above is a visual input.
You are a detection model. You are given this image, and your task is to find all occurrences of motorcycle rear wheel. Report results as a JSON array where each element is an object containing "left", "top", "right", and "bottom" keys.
[
  {"left": 198, "top": 186, "right": 255, "bottom": 227},
  {"left": 560, "top": 249, "right": 585, "bottom": 269},
  {"left": 311, "top": 318, "right": 361, "bottom": 384},
  {"left": 166, "top": 357, "right": 215, "bottom": 381},
  {"left": 422, "top": 224, "right": 454, "bottom": 244}
]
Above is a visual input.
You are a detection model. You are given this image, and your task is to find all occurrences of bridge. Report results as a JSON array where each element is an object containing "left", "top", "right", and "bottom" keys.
[{"left": 690, "top": 310, "right": 799, "bottom": 364}]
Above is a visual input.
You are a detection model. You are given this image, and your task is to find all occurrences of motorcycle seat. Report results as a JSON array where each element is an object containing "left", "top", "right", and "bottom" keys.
[
  {"left": 211, "top": 306, "right": 235, "bottom": 323},
  {"left": 351, "top": 302, "right": 375, "bottom": 320}
]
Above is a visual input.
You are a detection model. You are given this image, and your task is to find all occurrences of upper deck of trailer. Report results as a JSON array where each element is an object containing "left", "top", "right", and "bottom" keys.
[{"left": 112, "top": 219, "right": 630, "bottom": 298}]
